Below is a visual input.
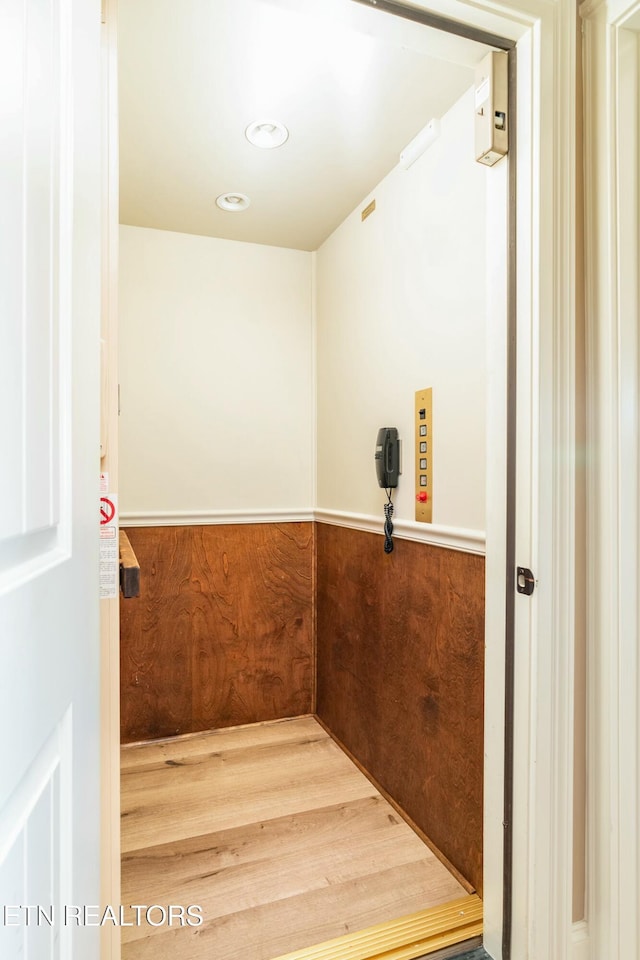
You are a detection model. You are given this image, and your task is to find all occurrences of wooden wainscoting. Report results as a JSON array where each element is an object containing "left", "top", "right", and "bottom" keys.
[
  {"left": 120, "top": 523, "right": 313, "bottom": 743},
  {"left": 315, "top": 523, "right": 485, "bottom": 894}
]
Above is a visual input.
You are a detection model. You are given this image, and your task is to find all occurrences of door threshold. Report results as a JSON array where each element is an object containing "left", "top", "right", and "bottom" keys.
[{"left": 272, "top": 894, "right": 482, "bottom": 960}]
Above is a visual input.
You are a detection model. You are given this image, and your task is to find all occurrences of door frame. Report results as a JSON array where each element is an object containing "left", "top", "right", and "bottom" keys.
[
  {"left": 100, "top": 2, "right": 121, "bottom": 959},
  {"left": 100, "top": 2, "right": 579, "bottom": 959},
  {"left": 581, "top": 1, "right": 640, "bottom": 957}
]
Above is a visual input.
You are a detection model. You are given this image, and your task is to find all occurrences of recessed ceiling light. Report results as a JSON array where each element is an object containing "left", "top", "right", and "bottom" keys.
[
  {"left": 245, "top": 120, "right": 289, "bottom": 150},
  {"left": 216, "top": 192, "right": 250, "bottom": 212}
]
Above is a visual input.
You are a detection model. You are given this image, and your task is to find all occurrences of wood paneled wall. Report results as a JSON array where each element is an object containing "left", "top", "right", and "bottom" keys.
[
  {"left": 120, "top": 519, "right": 484, "bottom": 892},
  {"left": 315, "top": 523, "right": 484, "bottom": 894},
  {"left": 120, "top": 523, "right": 313, "bottom": 743}
]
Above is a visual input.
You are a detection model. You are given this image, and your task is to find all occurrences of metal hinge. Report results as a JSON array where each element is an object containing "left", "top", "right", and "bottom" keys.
[{"left": 516, "top": 566, "right": 535, "bottom": 596}]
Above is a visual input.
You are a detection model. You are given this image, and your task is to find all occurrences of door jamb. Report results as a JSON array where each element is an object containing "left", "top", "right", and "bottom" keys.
[
  {"left": 100, "top": 2, "right": 121, "bottom": 959},
  {"left": 581, "top": 2, "right": 640, "bottom": 957}
]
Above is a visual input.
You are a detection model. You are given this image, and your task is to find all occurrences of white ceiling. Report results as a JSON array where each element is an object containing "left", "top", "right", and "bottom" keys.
[{"left": 118, "top": 0, "right": 491, "bottom": 251}]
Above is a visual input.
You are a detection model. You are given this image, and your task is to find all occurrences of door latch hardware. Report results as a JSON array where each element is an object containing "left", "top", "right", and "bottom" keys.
[{"left": 516, "top": 567, "right": 535, "bottom": 596}]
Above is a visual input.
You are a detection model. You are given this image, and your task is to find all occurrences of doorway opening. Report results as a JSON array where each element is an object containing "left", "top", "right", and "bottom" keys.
[{"left": 109, "top": 1, "right": 516, "bottom": 958}]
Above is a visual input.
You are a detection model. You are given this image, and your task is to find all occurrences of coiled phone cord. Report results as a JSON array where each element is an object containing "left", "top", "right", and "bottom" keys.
[{"left": 383, "top": 491, "right": 394, "bottom": 554}]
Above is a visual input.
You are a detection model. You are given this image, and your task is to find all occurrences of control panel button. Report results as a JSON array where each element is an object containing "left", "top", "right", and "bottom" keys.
[{"left": 416, "top": 491, "right": 428, "bottom": 502}]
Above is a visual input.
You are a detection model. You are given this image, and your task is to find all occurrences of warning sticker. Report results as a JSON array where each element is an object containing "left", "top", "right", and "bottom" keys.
[
  {"left": 100, "top": 496, "right": 116, "bottom": 525},
  {"left": 100, "top": 490, "right": 118, "bottom": 600}
]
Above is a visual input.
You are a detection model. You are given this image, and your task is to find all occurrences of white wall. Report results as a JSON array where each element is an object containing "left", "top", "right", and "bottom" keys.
[
  {"left": 315, "top": 87, "right": 490, "bottom": 531},
  {"left": 118, "top": 226, "right": 313, "bottom": 514},
  {"left": 120, "top": 87, "right": 496, "bottom": 529}
]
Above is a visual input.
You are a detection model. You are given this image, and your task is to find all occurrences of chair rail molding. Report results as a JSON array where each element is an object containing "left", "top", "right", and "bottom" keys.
[
  {"left": 581, "top": 1, "right": 640, "bottom": 958},
  {"left": 314, "top": 509, "right": 486, "bottom": 555},
  {"left": 120, "top": 509, "right": 315, "bottom": 527}
]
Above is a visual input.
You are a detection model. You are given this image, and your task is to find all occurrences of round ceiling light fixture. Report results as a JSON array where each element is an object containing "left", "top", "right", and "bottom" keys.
[
  {"left": 216, "top": 192, "right": 251, "bottom": 212},
  {"left": 245, "top": 120, "right": 289, "bottom": 150}
]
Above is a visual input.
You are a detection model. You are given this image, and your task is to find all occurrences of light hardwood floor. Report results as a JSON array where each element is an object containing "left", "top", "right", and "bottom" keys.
[{"left": 120, "top": 716, "right": 467, "bottom": 960}]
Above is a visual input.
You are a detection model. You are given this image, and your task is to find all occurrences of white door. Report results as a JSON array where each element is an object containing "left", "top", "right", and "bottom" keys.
[{"left": 0, "top": 0, "right": 102, "bottom": 957}]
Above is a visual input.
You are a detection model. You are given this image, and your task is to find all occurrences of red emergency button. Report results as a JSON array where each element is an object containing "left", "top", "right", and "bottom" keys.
[{"left": 416, "top": 491, "right": 428, "bottom": 502}]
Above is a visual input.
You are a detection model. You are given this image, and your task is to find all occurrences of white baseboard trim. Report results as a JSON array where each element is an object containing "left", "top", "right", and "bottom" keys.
[
  {"left": 120, "top": 509, "right": 315, "bottom": 527},
  {"left": 315, "top": 509, "right": 486, "bottom": 555},
  {"left": 120, "top": 508, "right": 486, "bottom": 555},
  {"left": 572, "top": 920, "right": 589, "bottom": 960}
]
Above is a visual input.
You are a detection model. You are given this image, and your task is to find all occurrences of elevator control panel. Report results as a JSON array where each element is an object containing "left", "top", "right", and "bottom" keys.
[
  {"left": 415, "top": 388, "right": 433, "bottom": 523},
  {"left": 475, "top": 50, "right": 509, "bottom": 167}
]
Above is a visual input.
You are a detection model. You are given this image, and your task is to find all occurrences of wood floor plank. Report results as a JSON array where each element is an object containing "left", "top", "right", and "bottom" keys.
[
  {"left": 121, "top": 860, "right": 464, "bottom": 960},
  {"left": 122, "top": 811, "right": 447, "bottom": 943},
  {"left": 122, "top": 734, "right": 341, "bottom": 802},
  {"left": 122, "top": 725, "right": 374, "bottom": 852},
  {"left": 121, "top": 715, "right": 321, "bottom": 770},
  {"left": 121, "top": 758, "right": 374, "bottom": 851},
  {"left": 122, "top": 724, "right": 339, "bottom": 792},
  {"left": 121, "top": 717, "right": 469, "bottom": 960},
  {"left": 123, "top": 795, "right": 401, "bottom": 886}
]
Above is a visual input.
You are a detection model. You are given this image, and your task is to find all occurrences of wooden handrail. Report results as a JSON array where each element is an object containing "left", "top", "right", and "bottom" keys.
[{"left": 119, "top": 530, "right": 140, "bottom": 598}]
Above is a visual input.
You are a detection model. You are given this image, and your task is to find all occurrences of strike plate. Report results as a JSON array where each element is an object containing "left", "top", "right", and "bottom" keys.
[{"left": 516, "top": 567, "right": 535, "bottom": 595}]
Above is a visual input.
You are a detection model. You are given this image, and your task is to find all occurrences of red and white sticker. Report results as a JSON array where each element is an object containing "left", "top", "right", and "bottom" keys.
[
  {"left": 99, "top": 490, "right": 118, "bottom": 600},
  {"left": 100, "top": 496, "right": 116, "bottom": 525}
]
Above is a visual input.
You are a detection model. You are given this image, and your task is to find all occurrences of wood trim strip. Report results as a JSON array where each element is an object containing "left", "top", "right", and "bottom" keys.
[
  {"left": 315, "top": 715, "right": 475, "bottom": 896},
  {"left": 120, "top": 713, "right": 316, "bottom": 752},
  {"left": 271, "top": 895, "right": 483, "bottom": 960},
  {"left": 315, "top": 510, "right": 486, "bottom": 555},
  {"left": 119, "top": 510, "right": 486, "bottom": 554},
  {"left": 120, "top": 509, "right": 315, "bottom": 526}
]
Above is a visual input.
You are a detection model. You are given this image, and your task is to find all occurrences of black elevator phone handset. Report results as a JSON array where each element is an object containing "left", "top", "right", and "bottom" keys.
[
  {"left": 375, "top": 427, "right": 400, "bottom": 554},
  {"left": 375, "top": 427, "right": 400, "bottom": 489}
]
